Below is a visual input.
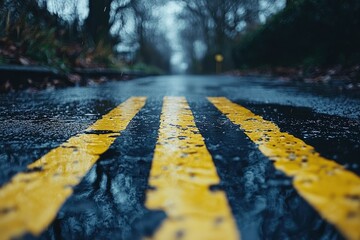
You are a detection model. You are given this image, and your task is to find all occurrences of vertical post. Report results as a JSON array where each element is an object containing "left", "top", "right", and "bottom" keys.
[{"left": 215, "top": 54, "right": 224, "bottom": 74}]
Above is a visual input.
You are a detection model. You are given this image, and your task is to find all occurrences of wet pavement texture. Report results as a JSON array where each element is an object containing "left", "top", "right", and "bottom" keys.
[{"left": 0, "top": 75, "right": 359, "bottom": 240}]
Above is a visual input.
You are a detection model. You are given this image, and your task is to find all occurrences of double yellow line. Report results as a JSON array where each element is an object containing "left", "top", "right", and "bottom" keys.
[{"left": 0, "top": 97, "right": 359, "bottom": 240}]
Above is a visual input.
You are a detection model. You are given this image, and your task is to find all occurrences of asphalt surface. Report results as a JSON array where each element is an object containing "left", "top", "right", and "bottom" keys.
[{"left": 0, "top": 75, "right": 359, "bottom": 240}]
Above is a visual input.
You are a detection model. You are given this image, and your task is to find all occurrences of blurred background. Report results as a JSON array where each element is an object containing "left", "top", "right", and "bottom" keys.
[{"left": 0, "top": 0, "right": 359, "bottom": 76}]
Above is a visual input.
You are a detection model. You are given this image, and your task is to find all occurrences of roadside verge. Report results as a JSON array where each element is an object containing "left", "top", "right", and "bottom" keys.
[{"left": 0, "top": 65, "right": 158, "bottom": 92}]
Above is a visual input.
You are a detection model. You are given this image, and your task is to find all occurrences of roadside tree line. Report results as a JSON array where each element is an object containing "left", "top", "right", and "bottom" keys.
[{"left": 0, "top": 0, "right": 171, "bottom": 73}]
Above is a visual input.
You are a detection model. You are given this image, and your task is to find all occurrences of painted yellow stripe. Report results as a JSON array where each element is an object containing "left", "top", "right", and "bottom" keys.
[
  {"left": 208, "top": 97, "right": 360, "bottom": 240},
  {"left": 0, "top": 97, "right": 146, "bottom": 240},
  {"left": 146, "top": 97, "right": 239, "bottom": 240}
]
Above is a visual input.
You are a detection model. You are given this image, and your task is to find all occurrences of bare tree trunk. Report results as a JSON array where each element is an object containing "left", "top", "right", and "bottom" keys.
[{"left": 85, "top": 0, "right": 112, "bottom": 46}]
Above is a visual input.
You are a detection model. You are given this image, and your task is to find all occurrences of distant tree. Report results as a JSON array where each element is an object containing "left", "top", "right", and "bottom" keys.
[
  {"left": 244, "top": 0, "right": 260, "bottom": 29},
  {"left": 177, "top": 0, "right": 285, "bottom": 73},
  {"left": 115, "top": 0, "right": 171, "bottom": 72},
  {"left": 233, "top": 0, "right": 360, "bottom": 67},
  {"left": 178, "top": 0, "right": 262, "bottom": 72},
  {"left": 286, "top": 0, "right": 295, "bottom": 7},
  {"left": 84, "top": 0, "right": 137, "bottom": 47},
  {"left": 85, "top": 0, "right": 112, "bottom": 46}
]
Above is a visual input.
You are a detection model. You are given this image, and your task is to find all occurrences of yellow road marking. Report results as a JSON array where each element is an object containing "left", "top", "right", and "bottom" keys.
[
  {"left": 208, "top": 97, "right": 360, "bottom": 240},
  {"left": 0, "top": 97, "right": 146, "bottom": 240},
  {"left": 146, "top": 97, "right": 239, "bottom": 240}
]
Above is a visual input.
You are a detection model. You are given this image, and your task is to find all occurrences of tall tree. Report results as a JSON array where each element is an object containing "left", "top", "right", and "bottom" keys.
[
  {"left": 85, "top": 0, "right": 112, "bottom": 45},
  {"left": 180, "top": 0, "right": 260, "bottom": 52},
  {"left": 115, "top": 0, "right": 171, "bottom": 71},
  {"left": 177, "top": 0, "right": 284, "bottom": 73},
  {"left": 244, "top": 0, "right": 260, "bottom": 29},
  {"left": 85, "top": 0, "right": 136, "bottom": 47},
  {"left": 179, "top": 0, "right": 261, "bottom": 71}
]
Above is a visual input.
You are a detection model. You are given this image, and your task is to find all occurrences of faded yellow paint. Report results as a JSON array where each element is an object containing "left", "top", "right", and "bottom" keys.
[
  {"left": 146, "top": 97, "right": 239, "bottom": 240},
  {"left": 0, "top": 97, "right": 146, "bottom": 240},
  {"left": 208, "top": 97, "right": 360, "bottom": 240}
]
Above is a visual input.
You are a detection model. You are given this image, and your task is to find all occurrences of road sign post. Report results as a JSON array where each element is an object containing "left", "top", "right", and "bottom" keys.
[{"left": 215, "top": 54, "right": 224, "bottom": 74}]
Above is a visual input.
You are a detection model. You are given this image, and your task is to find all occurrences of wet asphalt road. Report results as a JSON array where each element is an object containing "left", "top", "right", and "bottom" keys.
[{"left": 0, "top": 75, "right": 359, "bottom": 240}]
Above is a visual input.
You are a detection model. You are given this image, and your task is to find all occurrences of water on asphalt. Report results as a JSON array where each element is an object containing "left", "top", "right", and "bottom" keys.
[{"left": 0, "top": 75, "right": 358, "bottom": 239}]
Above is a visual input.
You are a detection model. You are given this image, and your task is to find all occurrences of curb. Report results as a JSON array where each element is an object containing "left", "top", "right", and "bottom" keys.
[
  {"left": 0, "top": 65, "right": 157, "bottom": 92},
  {"left": 73, "top": 68, "right": 156, "bottom": 79}
]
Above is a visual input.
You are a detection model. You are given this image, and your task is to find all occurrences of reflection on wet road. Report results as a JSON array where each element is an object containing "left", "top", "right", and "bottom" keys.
[{"left": 0, "top": 76, "right": 359, "bottom": 240}]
